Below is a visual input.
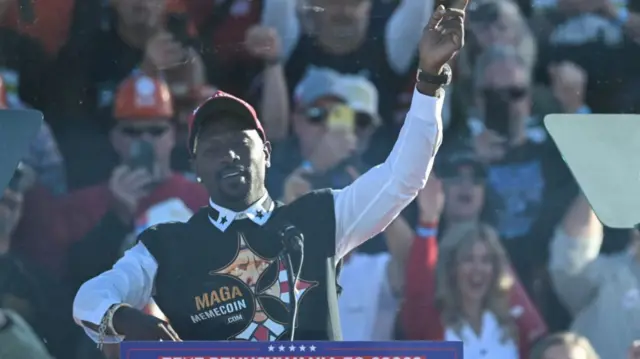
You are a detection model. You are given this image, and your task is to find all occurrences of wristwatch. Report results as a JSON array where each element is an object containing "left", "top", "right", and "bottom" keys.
[{"left": 416, "top": 64, "right": 452, "bottom": 86}]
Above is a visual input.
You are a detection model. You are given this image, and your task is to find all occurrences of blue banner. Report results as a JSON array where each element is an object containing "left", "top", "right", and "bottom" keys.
[{"left": 120, "top": 341, "right": 463, "bottom": 359}]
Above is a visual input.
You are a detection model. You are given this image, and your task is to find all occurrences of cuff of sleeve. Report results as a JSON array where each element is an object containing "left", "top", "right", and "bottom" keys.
[
  {"left": 73, "top": 300, "right": 124, "bottom": 343},
  {"left": 407, "top": 87, "right": 445, "bottom": 122}
]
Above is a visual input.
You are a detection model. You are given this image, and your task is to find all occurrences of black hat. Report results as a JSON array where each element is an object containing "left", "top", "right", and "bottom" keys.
[{"left": 436, "top": 147, "right": 487, "bottom": 179}]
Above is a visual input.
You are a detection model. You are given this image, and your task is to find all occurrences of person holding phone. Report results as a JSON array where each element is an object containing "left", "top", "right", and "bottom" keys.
[
  {"left": 267, "top": 67, "right": 381, "bottom": 202},
  {"left": 63, "top": 74, "right": 207, "bottom": 288},
  {"left": 12, "top": 74, "right": 204, "bottom": 297},
  {"left": 469, "top": 44, "right": 578, "bottom": 291}
]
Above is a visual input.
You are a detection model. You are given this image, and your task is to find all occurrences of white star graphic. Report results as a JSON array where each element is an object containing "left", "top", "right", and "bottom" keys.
[
  {"left": 310, "top": 345, "right": 316, "bottom": 352},
  {"left": 299, "top": 345, "right": 306, "bottom": 351},
  {"left": 289, "top": 345, "right": 296, "bottom": 351},
  {"left": 279, "top": 345, "right": 286, "bottom": 352},
  {"left": 268, "top": 345, "right": 275, "bottom": 352}
]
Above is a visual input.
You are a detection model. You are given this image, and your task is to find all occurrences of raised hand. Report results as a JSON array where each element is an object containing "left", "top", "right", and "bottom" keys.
[
  {"left": 418, "top": 0, "right": 470, "bottom": 73},
  {"left": 244, "top": 25, "right": 282, "bottom": 63}
]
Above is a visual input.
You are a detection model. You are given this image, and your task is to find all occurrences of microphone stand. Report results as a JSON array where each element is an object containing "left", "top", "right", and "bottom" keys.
[{"left": 278, "top": 224, "right": 304, "bottom": 341}]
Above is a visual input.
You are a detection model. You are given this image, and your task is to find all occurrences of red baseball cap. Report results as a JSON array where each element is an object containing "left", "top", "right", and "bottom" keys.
[{"left": 187, "top": 91, "right": 266, "bottom": 155}]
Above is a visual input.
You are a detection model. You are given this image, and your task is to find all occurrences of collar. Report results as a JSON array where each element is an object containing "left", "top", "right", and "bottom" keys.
[{"left": 207, "top": 194, "right": 275, "bottom": 231}]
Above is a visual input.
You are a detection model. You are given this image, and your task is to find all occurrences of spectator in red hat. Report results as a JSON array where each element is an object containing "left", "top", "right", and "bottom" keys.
[{"left": 14, "top": 74, "right": 207, "bottom": 280}]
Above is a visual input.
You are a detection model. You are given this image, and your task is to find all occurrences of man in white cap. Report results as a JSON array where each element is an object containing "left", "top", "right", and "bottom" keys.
[{"left": 267, "top": 66, "right": 381, "bottom": 202}]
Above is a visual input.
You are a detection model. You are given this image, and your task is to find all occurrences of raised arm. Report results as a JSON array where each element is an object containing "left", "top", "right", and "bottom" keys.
[
  {"left": 72, "top": 242, "right": 157, "bottom": 343},
  {"left": 332, "top": 87, "right": 442, "bottom": 259},
  {"left": 261, "top": 0, "right": 301, "bottom": 61},
  {"left": 332, "top": 0, "right": 468, "bottom": 260},
  {"left": 548, "top": 192, "right": 606, "bottom": 315}
]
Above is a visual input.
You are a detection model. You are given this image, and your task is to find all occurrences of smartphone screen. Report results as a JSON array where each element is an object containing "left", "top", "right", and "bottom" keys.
[
  {"left": 327, "top": 105, "right": 355, "bottom": 132},
  {"left": 128, "top": 140, "right": 155, "bottom": 174},
  {"left": 483, "top": 90, "right": 511, "bottom": 137}
]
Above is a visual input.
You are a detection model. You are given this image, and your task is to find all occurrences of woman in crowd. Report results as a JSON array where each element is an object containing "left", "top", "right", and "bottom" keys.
[
  {"left": 436, "top": 223, "right": 520, "bottom": 358},
  {"left": 436, "top": 149, "right": 488, "bottom": 232},
  {"left": 529, "top": 332, "right": 600, "bottom": 359},
  {"left": 399, "top": 153, "right": 547, "bottom": 358}
]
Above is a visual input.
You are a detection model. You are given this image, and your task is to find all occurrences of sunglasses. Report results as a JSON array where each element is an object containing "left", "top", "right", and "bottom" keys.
[
  {"left": 120, "top": 126, "right": 170, "bottom": 137},
  {"left": 305, "top": 107, "right": 374, "bottom": 128},
  {"left": 439, "top": 163, "right": 487, "bottom": 184},
  {"left": 482, "top": 87, "right": 528, "bottom": 100}
]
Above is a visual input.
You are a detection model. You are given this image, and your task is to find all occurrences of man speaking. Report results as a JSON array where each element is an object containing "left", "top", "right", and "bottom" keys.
[{"left": 72, "top": 0, "right": 468, "bottom": 345}]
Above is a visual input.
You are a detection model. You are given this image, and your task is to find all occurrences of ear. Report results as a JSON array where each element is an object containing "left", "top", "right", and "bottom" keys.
[{"left": 263, "top": 141, "right": 272, "bottom": 168}]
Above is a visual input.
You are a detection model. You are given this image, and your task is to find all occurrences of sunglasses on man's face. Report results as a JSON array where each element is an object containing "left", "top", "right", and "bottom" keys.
[
  {"left": 305, "top": 107, "right": 328, "bottom": 123},
  {"left": 482, "top": 86, "right": 528, "bottom": 100},
  {"left": 305, "top": 107, "right": 374, "bottom": 128},
  {"left": 120, "top": 125, "right": 170, "bottom": 137}
]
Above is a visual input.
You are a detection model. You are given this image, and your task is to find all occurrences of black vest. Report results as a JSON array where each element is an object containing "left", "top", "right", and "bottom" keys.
[{"left": 140, "top": 190, "right": 342, "bottom": 341}]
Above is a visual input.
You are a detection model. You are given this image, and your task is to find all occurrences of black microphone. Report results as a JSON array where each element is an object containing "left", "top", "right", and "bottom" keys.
[
  {"left": 278, "top": 224, "right": 304, "bottom": 254},
  {"left": 276, "top": 222, "right": 304, "bottom": 341}
]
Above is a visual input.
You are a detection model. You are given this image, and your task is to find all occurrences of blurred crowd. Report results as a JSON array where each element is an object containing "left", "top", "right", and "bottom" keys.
[{"left": 1, "top": 0, "right": 640, "bottom": 358}]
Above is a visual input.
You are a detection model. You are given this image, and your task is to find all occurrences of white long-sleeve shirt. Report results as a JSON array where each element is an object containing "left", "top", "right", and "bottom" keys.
[{"left": 73, "top": 88, "right": 443, "bottom": 342}]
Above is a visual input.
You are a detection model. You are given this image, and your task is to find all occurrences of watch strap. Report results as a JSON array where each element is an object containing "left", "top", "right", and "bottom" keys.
[{"left": 417, "top": 64, "right": 452, "bottom": 86}]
